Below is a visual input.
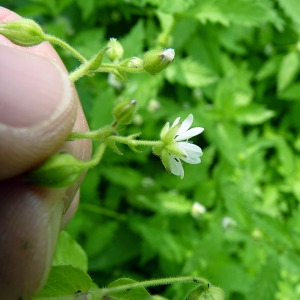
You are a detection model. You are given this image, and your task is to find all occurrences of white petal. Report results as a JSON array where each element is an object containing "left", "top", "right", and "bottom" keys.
[
  {"left": 175, "top": 127, "right": 204, "bottom": 141},
  {"left": 162, "top": 48, "right": 175, "bottom": 62},
  {"left": 171, "top": 117, "right": 181, "bottom": 128},
  {"left": 181, "top": 155, "right": 201, "bottom": 164},
  {"left": 176, "top": 142, "right": 203, "bottom": 157},
  {"left": 176, "top": 114, "right": 193, "bottom": 136},
  {"left": 169, "top": 155, "right": 184, "bottom": 178}
]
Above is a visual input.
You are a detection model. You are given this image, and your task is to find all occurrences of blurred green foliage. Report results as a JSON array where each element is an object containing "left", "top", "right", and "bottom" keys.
[{"left": 3, "top": 0, "right": 300, "bottom": 299}]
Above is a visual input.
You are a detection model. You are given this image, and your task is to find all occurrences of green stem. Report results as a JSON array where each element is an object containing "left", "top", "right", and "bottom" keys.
[
  {"left": 69, "top": 130, "right": 101, "bottom": 140},
  {"left": 69, "top": 130, "right": 163, "bottom": 148},
  {"left": 99, "top": 63, "right": 145, "bottom": 74},
  {"left": 109, "top": 135, "right": 162, "bottom": 147},
  {"left": 96, "top": 276, "right": 210, "bottom": 297},
  {"left": 84, "top": 143, "right": 107, "bottom": 169},
  {"left": 68, "top": 63, "right": 92, "bottom": 82},
  {"left": 36, "top": 276, "right": 209, "bottom": 299},
  {"left": 44, "top": 34, "right": 87, "bottom": 64}
]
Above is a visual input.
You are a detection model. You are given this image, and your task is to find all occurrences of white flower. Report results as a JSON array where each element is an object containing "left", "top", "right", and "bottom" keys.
[
  {"left": 222, "top": 217, "right": 237, "bottom": 230},
  {"left": 154, "top": 114, "right": 204, "bottom": 179},
  {"left": 191, "top": 202, "right": 206, "bottom": 219}
]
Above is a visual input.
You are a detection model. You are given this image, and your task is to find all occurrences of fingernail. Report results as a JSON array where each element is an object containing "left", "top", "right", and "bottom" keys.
[{"left": 0, "top": 44, "right": 72, "bottom": 127}]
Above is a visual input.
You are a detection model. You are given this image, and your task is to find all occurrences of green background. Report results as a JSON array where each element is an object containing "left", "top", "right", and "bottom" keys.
[{"left": 3, "top": 0, "right": 300, "bottom": 299}]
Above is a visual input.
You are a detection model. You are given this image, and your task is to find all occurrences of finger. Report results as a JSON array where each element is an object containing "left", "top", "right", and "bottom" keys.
[
  {"left": 0, "top": 7, "right": 92, "bottom": 300},
  {"left": 61, "top": 191, "right": 80, "bottom": 229},
  {"left": 0, "top": 44, "right": 77, "bottom": 179}
]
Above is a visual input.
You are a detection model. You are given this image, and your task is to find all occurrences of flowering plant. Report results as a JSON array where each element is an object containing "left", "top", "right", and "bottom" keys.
[{"left": 0, "top": 14, "right": 224, "bottom": 300}]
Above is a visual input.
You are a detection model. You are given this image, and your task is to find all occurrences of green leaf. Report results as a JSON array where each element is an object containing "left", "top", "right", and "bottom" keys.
[
  {"left": 76, "top": 0, "right": 95, "bottom": 20},
  {"left": 159, "top": 0, "right": 195, "bottom": 13},
  {"left": 235, "top": 104, "right": 275, "bottom": 125},
  {"left": 101, "top": 166, "right": 143, "bottom": 189},
  {"left": 248, "top": 253, "right": 280, "bottom": 300},
  {"left": 120, "top": 19, "right": 145, "bottom": 58},
  {"left": 277, "top": 51, "right": 299, "bottom": 92},
  {"left": 273, "top": 135, "right": 295, "bottom": 176},
  {"left": 278, "top": 82, "right": 300, "bottom": 101},
  {"left": 129, "top": 215, "right": 184, "bottom": 263},
  {"left": 33, "top": 265, "right": 93, "bottom": 298},
  {"left": 106, "top": 278, "right": 151, "bottom": 300},
  {"left": 277, "top": 0, "right": 300, "bottom": 25},
  {"left": 256, "top": 55, "right": 282, "bottom": 81},
  {"left": 53, "top": 231, "right": 88, "bottom": 272},
  {"left": 88, "top": 226, "right": 140, "bottom": 271},
  {"left": 123, "top": 72, "right": 163, "bottom": 106},
  {"left": 166, "top": 58, "right": 217, "bottom": 88},
  {"left": 192, "top": 0, "right": 282, "bottom": 27}
]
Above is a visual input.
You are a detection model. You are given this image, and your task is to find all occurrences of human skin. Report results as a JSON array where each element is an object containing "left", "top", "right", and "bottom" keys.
[{"left": 0, "top": 7, "right": 92, "bottom": 299}]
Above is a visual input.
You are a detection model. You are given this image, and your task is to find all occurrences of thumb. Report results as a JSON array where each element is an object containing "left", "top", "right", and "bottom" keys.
[{"left": 0, "top": 44, "right": 77, "bottom": 180}]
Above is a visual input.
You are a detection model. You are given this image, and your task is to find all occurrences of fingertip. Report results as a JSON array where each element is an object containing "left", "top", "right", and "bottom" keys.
[{"left": 0, "top": 45, "right": 77, "bottom": 179}]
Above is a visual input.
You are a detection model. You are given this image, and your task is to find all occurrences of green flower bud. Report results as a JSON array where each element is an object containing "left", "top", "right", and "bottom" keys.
[
  {"left": 113, "top": 99, "right": 136, "bottom": 125},
  {"left": 186, "top": 283, "right": 209, "bottom": 300},
  {"left": 143, "top": 48, "right": 175, "bottom": 75},
  {"left": 120, "top": 57, "right": 144, "bottom": 71},
  {"left": 106, "top": 38, "right": 124, "bottom": 61},
  {"left": 0, "top": 19, "right": 46, "bottom": 46},
  {"left": 187, "top": 284, "right": 224, "bottom": 300},
  {"left": 24, "top": 152, "right": 89, "bottom": 188}
]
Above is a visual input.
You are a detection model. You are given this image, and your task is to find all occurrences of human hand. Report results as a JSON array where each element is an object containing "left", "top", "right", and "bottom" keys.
[{"left": 0, "top": 7, "right": 92, "bottom": 300}]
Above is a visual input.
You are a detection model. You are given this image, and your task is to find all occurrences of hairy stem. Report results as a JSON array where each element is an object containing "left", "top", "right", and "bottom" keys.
[
  {"left": 44, "top": 34, "right": 87, "bottom": 64},
  {"left": 95, "top": 276, "right": 210, "bottom": 298}
]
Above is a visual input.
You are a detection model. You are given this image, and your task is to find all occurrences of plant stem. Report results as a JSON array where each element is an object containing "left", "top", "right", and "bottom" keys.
[
  {"left": 96, "top": 276, "right": 210, "bottom": 297},
  {"left": 99, "top": 63, "right": 145, "bottom": 74},
  {"left": 69, "top": 130, "right": 101, "bottom": 140},
  {"left": 84, "top": 143, "right": 107, "bottom": 169},
  {"left": 109, "top": 135, "right": 163, "bottom": 147},
  {"left": 44, "top": 34, "right": 87, "bottom": 64},
  {"left": 69, "top": 131, "right": 163, "bottom": 148},
  {"left": 68, "top": 63, "right": 91, "bottom": 82}
]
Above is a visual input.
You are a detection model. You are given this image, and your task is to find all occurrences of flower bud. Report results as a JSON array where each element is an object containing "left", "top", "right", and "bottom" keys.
[
  {"left": 186, "top": 283, "right": 208, "bottom": 300},
  {"left": 120, "top": 57, "right": 144, "bottom": 71},
  {"left": 187, "top": 283, "right": 224, "bottom": 300},
  {"left": 24, "top": 153, "right": 88, "bottom": 188},
  {"left": 0, "top": 19, "right": 46, "bottom": 46},
  {"left": 113, "top": 99, "right": 136, "bottom": 125},
  {"left": 106, "top": 38, "right": 124, "bottom": 61},
  {"left": 143, "top": 48, "right": 175, "bottom": 75}
]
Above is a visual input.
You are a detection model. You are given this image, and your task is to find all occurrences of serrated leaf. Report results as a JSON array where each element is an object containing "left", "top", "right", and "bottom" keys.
[
  {"left": 33, "top": 265, "right": 93, "bottom": 298},
  {"left": 166, "top": 58, "right": 217, "bottom": 88},
  {"left": 159, "top": 0, "right": 194, "bottom": 14},
  {"left": 53, "top": 231, "right": 88, "bottom": 272},
  {"left": 192, "top": 0, "right": 282, "bottom": 27},
  {"left": 277, "top": 51, "right": 299, "bottom": 92},
  {"left": 106, "top": 278, "right": 151, "bottom": 300}
]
